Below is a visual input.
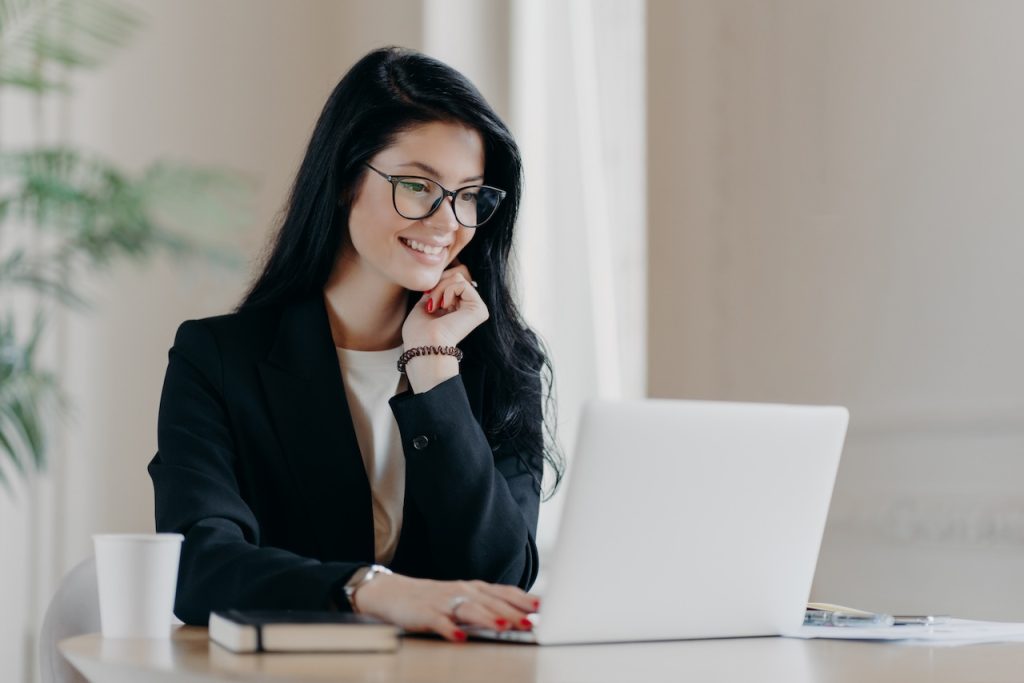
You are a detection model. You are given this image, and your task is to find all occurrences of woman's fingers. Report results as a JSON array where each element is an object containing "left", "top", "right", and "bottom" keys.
[
  {"left": 461, "top": 593, "right": 531, "bottom": 630},
  {"left": 472, "top": 585, "right": 538, "bottom": 625},
  {"left": 426, "top": 276, "right": 480, "bottom": 313},
  {"left": 440, "top": 280, "right": 469, "bottom": 311},
  {"left": 353, "top": 574, "right": 539, "bottom": 643},
  {"left": 478, "top": 583, "right": 541, "bottom": 614},
  {"left": 450, "top": 597, "right": 510, "bottom": 630},
  {"left": 425, "top": 267, "right": 478, "bottom": 312},
  {"left": 428, "top": 612, "right": 468, "bottom": 642},
  {"left": 428, "top": 271, "right": 462, "bottom": 308},
  {"left": 452, "top": 581, "right": 535, "bottom": 630},
  {"left": 401, "top": 610, "right": 467, "bottom": 642}
]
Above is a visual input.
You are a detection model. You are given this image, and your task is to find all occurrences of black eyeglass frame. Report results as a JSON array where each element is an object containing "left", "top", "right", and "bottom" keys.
[{"left": 363, "top": 162, "right": 507, "bottom": 228}]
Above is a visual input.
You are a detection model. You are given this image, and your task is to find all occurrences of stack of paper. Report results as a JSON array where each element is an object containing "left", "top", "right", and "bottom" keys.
[{"left": 789, "top": 619, "right": 1024, "bottom": 647}]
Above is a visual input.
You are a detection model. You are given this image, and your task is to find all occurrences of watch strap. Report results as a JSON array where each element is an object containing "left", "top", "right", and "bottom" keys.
[{"left": 343, "top": 563, "right": 393, "bottom": 612}]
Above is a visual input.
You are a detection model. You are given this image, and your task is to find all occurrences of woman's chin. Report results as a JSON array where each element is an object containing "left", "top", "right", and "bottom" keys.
[{"left": 399, "top": 270, "right": 442, "bottom": 292}]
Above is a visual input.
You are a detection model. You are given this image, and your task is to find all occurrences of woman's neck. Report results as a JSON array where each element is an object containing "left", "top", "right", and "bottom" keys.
[{"left": 323, "top": 251, "right": 407, "bottom": 351}]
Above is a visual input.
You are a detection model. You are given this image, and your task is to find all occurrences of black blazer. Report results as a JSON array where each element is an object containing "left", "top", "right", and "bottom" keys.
[{"left": 148, "top": 294, "right": 542, "bottom": 625}]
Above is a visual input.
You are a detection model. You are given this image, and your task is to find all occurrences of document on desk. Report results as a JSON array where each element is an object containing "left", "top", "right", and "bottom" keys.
[{"left": 788, "top": 619, "right": 1024, "bottom": 647}]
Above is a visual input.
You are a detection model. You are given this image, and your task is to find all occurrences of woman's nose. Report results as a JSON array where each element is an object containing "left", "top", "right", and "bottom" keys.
[{"left": 424, "top": 195, "right": 460, "bottom": 232}]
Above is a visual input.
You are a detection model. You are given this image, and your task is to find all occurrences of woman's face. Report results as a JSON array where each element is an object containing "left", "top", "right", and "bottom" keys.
[{"left": 344, "top": 120, "right": 485, "bottom": 292}]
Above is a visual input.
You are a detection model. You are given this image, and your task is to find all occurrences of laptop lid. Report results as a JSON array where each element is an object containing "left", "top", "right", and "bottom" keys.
[{"left": 533, "top": 398, "right": 848, "bottom": 645}]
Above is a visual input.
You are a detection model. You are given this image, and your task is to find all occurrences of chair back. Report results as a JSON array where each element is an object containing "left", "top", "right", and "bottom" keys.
[{"left": 39, "top": 557, "right": 99, "bottom": 683}]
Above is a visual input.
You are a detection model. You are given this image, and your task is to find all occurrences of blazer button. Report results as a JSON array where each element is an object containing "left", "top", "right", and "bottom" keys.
[{"left": 412, "top": 435, "right": 430, "bottom": 450}]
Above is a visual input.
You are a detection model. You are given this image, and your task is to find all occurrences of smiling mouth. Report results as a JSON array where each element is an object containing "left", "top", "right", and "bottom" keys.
[{"left": 400, "top": 237, "right": 448, "bottom": 256}]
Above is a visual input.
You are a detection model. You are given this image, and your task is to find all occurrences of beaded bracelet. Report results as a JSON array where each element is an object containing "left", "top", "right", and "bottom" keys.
[{"left": 397, "top": 345, "right": 464, "bottom": 373}]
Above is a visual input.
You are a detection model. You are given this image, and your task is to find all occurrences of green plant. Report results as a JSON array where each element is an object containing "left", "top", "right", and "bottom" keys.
[{"left": 0, "top": 0, "right": 251, "bottom": 488}]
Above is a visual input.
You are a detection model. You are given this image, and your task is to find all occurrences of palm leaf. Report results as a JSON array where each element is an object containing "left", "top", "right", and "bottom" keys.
[
  {"left": 0, "top": 1, "right": 251, "bottom": 486},
  {"left": 0, "top": 411, "right": 27, "bottom": 476},
  {"left": 0, "top": 147, "right": 253, "bottom": 278},
  {"left": 0, "top": 0, "right": 143, "bottom": 92},
  {"left": 0, "top": 249, "right": 83, "bottom": 306},
  {"left": 0, "top": 149, "right": 250, "bottom": 478},
  {"left": 0, "top": 313, "right": 61, "bottom": 476},
  {"left": 0, "top": 428, "right": 14, "bottom": 493}
]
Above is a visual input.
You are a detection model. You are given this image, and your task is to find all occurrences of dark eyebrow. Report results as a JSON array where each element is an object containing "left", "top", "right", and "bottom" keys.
[{"left": 397, "top": 161, "right": 484, "bottom": 184}]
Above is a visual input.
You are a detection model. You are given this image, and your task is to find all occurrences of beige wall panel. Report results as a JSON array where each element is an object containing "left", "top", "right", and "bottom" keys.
[{"left": 649, "top": 0, "right": 1024, "bottom": 618}]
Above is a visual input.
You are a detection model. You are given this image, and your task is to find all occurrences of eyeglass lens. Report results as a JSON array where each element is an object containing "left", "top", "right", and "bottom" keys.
[{"left": 393, "top": 177, "right": 502, "bottom": 227}]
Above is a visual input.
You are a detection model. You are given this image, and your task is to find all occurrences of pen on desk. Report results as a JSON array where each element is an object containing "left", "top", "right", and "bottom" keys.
[
  {"left": 804, "top": 608, "right": 895, "bottom": 627},
  {"left": 892, "top": 615, "right": 950, "bottom": 626}
]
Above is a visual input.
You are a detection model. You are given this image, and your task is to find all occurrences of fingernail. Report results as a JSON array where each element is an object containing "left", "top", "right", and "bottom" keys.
[
  {"left": 495, "top": 618, "right": 508, "bottom": 629},
  {"left": 520, "top": 618, "right": 532, "bottom": 629},
  {"left": 532, "top": 599, "right": 540, "bottom": 611},
  {"left": 426, "top": 299, "right": 434, "bottom": 312},
  {"left": 453, "top": 629, "right": 467, "bottom": 642}
]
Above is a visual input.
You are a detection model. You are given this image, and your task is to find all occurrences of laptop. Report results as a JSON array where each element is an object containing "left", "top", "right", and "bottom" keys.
[{"left": 466, "top": 398, "right": 849, "bottom": 645}]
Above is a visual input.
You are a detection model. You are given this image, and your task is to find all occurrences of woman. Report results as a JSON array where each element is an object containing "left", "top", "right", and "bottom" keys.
[{"left": 148, "top": 46, "right": 561, "bottom": 642}]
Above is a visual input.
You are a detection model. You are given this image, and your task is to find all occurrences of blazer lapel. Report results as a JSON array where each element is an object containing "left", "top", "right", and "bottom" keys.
[{"left": 257, "top": 295, "right": 375, "bottom": 563}]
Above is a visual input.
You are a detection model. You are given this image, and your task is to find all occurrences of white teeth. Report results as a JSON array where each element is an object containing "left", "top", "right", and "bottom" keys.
[{"left": 403, "top": 238, "right": 445, "bottom": 256}]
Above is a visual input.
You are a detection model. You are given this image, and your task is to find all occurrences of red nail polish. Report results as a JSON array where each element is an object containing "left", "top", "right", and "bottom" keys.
[
  {"left": 453, "top": 629, "right": 467, "bottom": 642},
  {"left": 520, "top": 618, "right": 533, "bottom": 629},
  {"left": 496, "top": 618, "right": 508, "bottom": 629},
  {"left": 532, "top": 600, "right": 540, "bottom": 611},
  {"left": 426, "top": 299, "right": 434, "bottom": 313}
]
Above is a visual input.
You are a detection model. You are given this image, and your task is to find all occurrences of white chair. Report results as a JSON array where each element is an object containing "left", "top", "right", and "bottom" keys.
[{"left": 39, "top": 557, "right": 99, "bottom": 683}]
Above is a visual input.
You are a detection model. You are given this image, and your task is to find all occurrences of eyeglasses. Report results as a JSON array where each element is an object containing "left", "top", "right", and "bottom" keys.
[{"left": 364, "top": 162, "right": 506, "bottom": 228}]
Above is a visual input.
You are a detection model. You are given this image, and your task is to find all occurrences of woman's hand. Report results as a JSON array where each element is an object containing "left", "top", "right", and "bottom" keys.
[
  {"left": 401, "top": 262, "right": 488, "bottom": 393},
  {"left": 352, "top": 573, "right": 540, "bottom": 642},
  {"left": 403, "top": 262, "right": 488, "bottom": 348}
]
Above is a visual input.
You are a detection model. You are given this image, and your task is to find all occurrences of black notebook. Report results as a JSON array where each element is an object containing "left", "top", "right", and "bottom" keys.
[{"left": 209, "top": 609, "right": 400, "bottom": 653}]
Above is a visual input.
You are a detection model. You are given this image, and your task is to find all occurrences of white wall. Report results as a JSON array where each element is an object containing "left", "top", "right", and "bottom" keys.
[{"left": 648, "top": 0, "right": 1024, "bottom": 618}]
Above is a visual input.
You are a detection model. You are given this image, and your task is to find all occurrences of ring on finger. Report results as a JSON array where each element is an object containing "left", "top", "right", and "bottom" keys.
[{"left": 448, "top": 595, "right": 470, "bottom": 621}]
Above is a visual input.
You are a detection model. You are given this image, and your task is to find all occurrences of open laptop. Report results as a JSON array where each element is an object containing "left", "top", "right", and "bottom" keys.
[{"left": 466, "top": 398, "right": 849, "bottom": 645}]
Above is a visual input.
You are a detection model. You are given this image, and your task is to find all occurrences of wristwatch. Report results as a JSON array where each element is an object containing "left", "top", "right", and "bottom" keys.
[{"left": 343, "top": 564, "right": 393, "bottom": 612}]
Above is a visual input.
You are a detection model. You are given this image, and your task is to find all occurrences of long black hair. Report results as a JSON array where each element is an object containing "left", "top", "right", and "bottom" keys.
[{"left": 239, "top": 46, "right": 563, "bottom": 496}]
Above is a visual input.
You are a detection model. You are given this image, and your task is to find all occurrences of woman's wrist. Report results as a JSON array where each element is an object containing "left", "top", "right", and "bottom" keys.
[
  {"left": 405, "top": 354, "right": 459, "bottom": 393},
  {"left": 350, "top": 572, "right": 401, "bottom": 618}
]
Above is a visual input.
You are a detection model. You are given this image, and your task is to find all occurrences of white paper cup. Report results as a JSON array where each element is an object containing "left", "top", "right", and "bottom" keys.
[{"left": 93, "top": 533, "right": 184, "bottom": 639}]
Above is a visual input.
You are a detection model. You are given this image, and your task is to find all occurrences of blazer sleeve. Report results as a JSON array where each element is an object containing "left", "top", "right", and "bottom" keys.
[
  {"left": 388, "top": 358, "right": 544, "bottom": 590},
  {"left": 148, "top": 320, "right": 363, "bottom": 625}
]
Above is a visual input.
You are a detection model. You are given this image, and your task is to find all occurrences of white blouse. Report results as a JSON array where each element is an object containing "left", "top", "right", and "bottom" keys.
[{"left": 335, "top": 345, "right": 408, "bottom": 565}]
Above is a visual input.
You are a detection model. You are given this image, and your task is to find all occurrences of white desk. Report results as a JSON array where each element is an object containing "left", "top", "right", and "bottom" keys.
[{"left": 60, "top": 626, "right": 1024, "bottom": 683}]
